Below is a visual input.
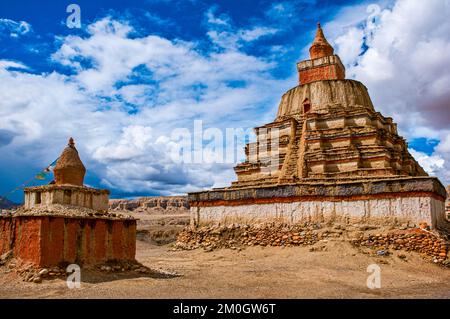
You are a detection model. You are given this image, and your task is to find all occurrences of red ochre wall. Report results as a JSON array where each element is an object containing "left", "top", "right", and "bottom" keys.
[
  {"left": 0, "top": 216, "right": 136, "bottom": 267},
  {"left": 299, "top": 63, "right": 345, "bottom": 85}
]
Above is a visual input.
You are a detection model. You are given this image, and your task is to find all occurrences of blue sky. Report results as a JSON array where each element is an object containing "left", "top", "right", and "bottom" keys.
[
  {"left": 0, "top": 0, "right": 449, "bottom": 203},
  {"left": 0, "top": 0, "right": 362, "bottom": 76}
]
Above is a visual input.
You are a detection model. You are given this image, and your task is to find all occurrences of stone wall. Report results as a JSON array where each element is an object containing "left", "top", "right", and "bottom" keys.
[
  {"left": 297, "top": 55, "right": 345, "bottom": 85},
  {"left": 298, "top": 63, "right": 345, "bottom": 85},
  {"left": 276, "top": 80, "right": 375, "bottom": 119},
  {"left": 191, "top": 196, "right": 444, "bottom": 229},
  {"left": 24, "top": 185, "right": 109, "bottom": 212},
  {"left": 446, "top": 186, "right": 450, "bottom": 220},
  {"left": 189, "top": 177, "right": 448, "bottom": 231},
  {"left": 176, "top": 223, "right": 449, "bottom": 266},
  {"left": 0, "top": 215, "right": 136, "bottom": 267}
]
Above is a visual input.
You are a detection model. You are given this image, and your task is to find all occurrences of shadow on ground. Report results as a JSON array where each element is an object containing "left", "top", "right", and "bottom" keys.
[{"left": 76, "top": 267, "right": 180, "bottom": 284}]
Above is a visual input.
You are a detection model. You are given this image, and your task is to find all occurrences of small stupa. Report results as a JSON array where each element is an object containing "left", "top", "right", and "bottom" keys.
[
  {"left": 22, "top": 138, "right": 109, "bottom": 212},
  {"left": 189, "top": 24, "right": 448, "bottom": 231},
  {"left": 0, "top": 138, "right": 136, "bottom": 268}
]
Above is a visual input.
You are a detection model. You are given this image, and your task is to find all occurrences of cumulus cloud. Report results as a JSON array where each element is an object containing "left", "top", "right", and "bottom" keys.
[
  {"left": 206, "top": 8, "right": 230, "bottom": 26},
  {"left": 433, "top": 134, "right": 450, "bottom": 184},
  {"left": 333, "top": 27, "right": 364, "bottom": 65},
  {"left": 0, "top": 60, "right": 28, "bottom": 70},
  {"left": 409, "top": 149, "right": 444, "bottom": 175},
  {"left": 239, "top": 27, "right": 279, "bottom": 42},
  {"left": 0, "top": 16, "right": 286, "bottom": 197},
  {"left": 327, "top": 0, "right": 450, "bottom": 184}
]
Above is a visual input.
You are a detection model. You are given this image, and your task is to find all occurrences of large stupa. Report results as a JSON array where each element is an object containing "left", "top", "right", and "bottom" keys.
[{"left": 189, "top": 24, "right": 448, "bottom": 230}]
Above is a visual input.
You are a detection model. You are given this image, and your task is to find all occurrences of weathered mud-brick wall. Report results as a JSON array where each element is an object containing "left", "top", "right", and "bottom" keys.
[
  {"left": 446, "top": 186, "right": 450, "bottom": 220},
  {"left": 0, "top": 215, "right": 136, "bottom": 267},
  {"left": 297, "top": 55, "right": 345, "bottom": 85},
  {"left": 189, "top": 177, "right": 448, "bottom": 231},
  {"left": 24, "top": 185, "right": 110, "bottom": 212}
]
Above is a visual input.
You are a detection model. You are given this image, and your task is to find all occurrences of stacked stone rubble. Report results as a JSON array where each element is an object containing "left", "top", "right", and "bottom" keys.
[
  {"left": 176, "top": 223, "right": 449, "bottom": 265},
  {"left": 351, "top": 230, "right": 448, "bottom": 263}
]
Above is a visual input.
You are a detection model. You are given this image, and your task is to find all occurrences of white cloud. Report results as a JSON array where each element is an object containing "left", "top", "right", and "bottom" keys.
[
  {"left": 264, "top": 1, "right": 299, "bottom": 22},
  {"left": 238, "top": 27, "right": 279, "bottom": 42},
  {"left": 93, "top": 125, "right": 154, "bottom": 162},
  {"left": 0, "top": 18, "right": 32, "bottom": 38},
  {"left": 334, "top": 27, "right": 364, "bottom": 66},
  {"left": 206, "top": 8, "right": 230, "bottom": 26},
  {"left": 433, "top": 134, "right": 450, "bottom": 184},
  {"left": 0, "top": 60, "right": 28, "bottom": 70},
  {"left": 205, "top": 10, "right": 279, "bottom": 50},
  {"left": 409, "top": 149, "right": 444, "bottom": 175}
]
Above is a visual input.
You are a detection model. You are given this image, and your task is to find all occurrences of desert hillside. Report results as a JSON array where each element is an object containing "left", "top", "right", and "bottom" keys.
[
  {"left": 0, "top": 197, "right": 18, "bottom": 209},
  {"left": 109, "top": 196, "right": 189, "bottom": 213}
]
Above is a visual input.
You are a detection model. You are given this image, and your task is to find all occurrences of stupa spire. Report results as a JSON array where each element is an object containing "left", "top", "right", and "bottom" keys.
[
  {"left": 53, "top": 137, "right": 86, "bottom": 186},
  {"left": 297, "top": 22, "right": 345, "bottom": 84},
  {"left": 309, "top": 22, "right": 334, "bottom": 59}
]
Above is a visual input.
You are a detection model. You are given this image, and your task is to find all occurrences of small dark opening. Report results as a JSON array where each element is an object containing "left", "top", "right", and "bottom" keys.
[
  {"left": 35, "top": 192, "right": 41, "bottom": 204},
  {"left": 304, "top": 103, "right": 311, "bottom": 113},
  {"left": 303, "top": 98, "right": 311, "bottom": 114},
  {"left": 63, "top": 190, "right": 72, "bottom": 205}
]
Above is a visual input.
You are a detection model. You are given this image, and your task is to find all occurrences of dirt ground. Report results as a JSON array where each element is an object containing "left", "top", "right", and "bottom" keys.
[{"left": 0, "top": 212, "right": 449, "bottom": 299}]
